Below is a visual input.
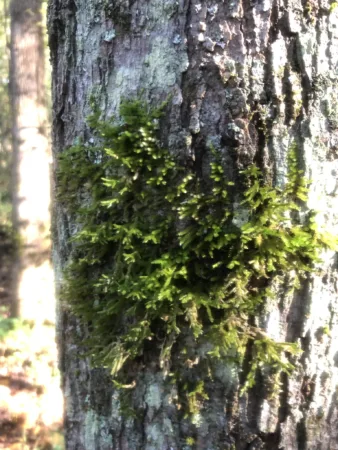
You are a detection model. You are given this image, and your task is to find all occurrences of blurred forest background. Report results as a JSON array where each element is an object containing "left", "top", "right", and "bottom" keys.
[{"left": 0, "top": 0, "right": 63, "bottom": 448}]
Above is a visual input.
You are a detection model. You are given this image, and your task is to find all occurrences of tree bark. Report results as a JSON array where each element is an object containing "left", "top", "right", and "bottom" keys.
[
  {"left": 48, "top": 0, "right": 338, "bottom": 448},
  {"left": 10, "top": 0, "right": 54, "bottom": 321}
]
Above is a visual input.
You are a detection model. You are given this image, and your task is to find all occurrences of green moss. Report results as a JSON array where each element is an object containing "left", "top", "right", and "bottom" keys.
[
  {"left": 330, "top": 2, "right": 338, "bottom": 13},
  {"left": 186, "top": 437, "right": 195, "bottom": 446},
  {"left": 57, "top": 99, "right": 337, "bottom": 399},
  {"left": 185, "top": 380, "right": 209, "bottom": 417},
  {"left": 0, "top": 309, "right": 31, "bottom": 341}
]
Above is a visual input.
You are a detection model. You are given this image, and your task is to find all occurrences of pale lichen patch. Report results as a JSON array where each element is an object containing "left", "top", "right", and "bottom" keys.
[
  {"left": 142, "top": 36, "right": 189, "bottom": 89},
  {"left": 297, "top": 31, "right": 317, "bottom": 82},
  {"left": 271, "top": 38, "right": 287, "bottom": 97},
  {"left": 145, "top": 382, "right": 162, "bottom": 409},
  {"left": 84, "top": 409, "right": 113, "bottom": 449},
  {"left": 144, "top": 423, "right": 165, "bottom": 449}
]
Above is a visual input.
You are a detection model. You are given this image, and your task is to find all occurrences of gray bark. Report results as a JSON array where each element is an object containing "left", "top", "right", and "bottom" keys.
[{"left": 48, "top": 0, "right": 338, "bottom": 448}]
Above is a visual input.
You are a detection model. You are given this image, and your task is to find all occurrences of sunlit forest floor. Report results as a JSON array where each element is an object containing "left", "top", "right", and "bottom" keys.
[{"left": 0, "top": 234, "right": 64, "bottom": 450}]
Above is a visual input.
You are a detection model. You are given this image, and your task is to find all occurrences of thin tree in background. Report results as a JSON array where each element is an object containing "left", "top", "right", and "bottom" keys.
[
  {"left": 0, "top": 0, "right": 14, "bottom": 316},
  {"left": 0, "top": 0, "right": 11, "bottom": 225},
  {"left": 0, "top": 2, "right": 63, "bottom": 448},
  {"left": 10, "top": 0, "right": 54, "bottom": 320}
]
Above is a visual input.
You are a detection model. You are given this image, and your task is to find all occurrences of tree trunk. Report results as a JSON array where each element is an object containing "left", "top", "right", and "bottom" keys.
[
  {"left": 48, "top": 1, "right": 338, "bottom": 448},
  {"left": 10, "top": 0, "right": 54, "bottom": 320}
]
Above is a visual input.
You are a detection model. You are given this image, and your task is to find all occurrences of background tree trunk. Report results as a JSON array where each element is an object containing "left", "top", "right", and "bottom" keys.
[
  {"left": 10, "top": 0, "right": 54, "bottom": 321},
  {"left": 48, "top": 0, "right": 338, "bottom": 448}
]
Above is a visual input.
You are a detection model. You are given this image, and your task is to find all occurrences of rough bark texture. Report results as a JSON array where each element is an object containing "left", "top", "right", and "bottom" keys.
[
  {"left": 10, "top": 0, "right": 54, "bottom": 321},
  {"left": 48, "top": 0, "right": 338, "bottom": 448}
]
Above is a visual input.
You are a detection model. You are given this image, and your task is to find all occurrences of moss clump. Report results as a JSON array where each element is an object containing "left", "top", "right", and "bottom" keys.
[{"left": 57, "top": 99, "right": 337, "bottom": 391}]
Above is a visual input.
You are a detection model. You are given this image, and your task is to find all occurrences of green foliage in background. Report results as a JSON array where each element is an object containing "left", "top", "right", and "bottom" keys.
[
  {"left": 58, "top": 100, "right": 337, "bottom": 395},
  {"left": 0, "top": 306, "right": 30, "bottom": 341}
]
